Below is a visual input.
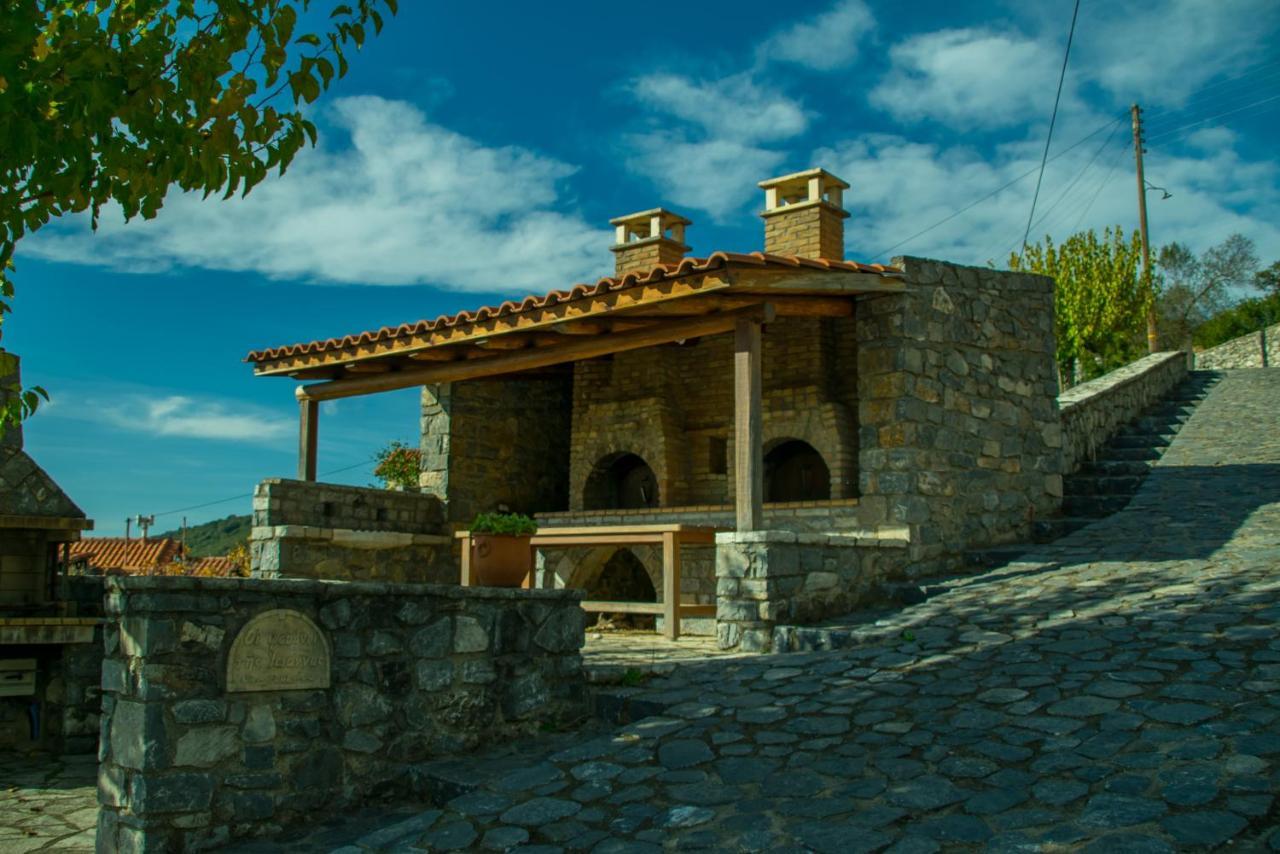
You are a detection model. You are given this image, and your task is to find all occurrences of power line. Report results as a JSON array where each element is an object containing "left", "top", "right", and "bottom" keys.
[
  {"left": 1145, "top": 93, "right": 1280, "bottom": 145},
  {"left": 151, "top": 457, "right": 374, "bottom": 519},
  {"left": 872, "top": 113, "right": 1125, "bottom": 259},
  {"left": 1018, "top": 0, "right": 1083, "bottom": 265},
  {"left": 1141, "top": 60, "right": 1280, "bottom": 122},
  {"left": 1070, "top": 143, "right": 1131, "bottom": 233}
]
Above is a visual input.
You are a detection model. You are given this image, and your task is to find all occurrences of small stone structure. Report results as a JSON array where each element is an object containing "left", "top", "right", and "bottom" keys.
[
  {"left": 1194, "top": 321, "right": 1278, "bottom": 370},
  {"left": 1058, "top": 351, "right": 1188, "bottom": 474},
  {"left": 249, "top": 479, "right": 453, "bottom": 583},
  {"left": 0, "top": 350, "right": 100, "bottom": 753},
  {"left": 96, "top": 574, "right": 585, "bottom": 851}
]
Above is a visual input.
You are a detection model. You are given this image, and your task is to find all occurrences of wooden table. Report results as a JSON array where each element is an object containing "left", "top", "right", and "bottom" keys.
[{"left": 456, "top": 524, "right": 719, "bottom": 640}]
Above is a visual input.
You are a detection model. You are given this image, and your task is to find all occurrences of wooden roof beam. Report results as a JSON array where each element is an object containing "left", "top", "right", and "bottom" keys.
[{"left": 297, "top": 303, "right": 776, "bottom": 402}]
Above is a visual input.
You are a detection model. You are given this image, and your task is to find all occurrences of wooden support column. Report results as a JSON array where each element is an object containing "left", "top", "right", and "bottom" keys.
[
  {"left": 297, "top": 395, "right": 318, "bottom": 481},
  {"left": 734, "top": 317, "right": 764, "bottom": 532},
  {"left": 662, "top": 531, "right": 681, "bottom": 641}
]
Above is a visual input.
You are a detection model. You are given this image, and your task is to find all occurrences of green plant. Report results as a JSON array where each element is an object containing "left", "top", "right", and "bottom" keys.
[
  {"left": 619, "top": 668, "right": 648, "bottom": 687},
  {"left": 373, "top": 440, "right": 420, "bottom": 490},
  {"left": 470, "top": 512, "right": 537, "bottom": 536}
]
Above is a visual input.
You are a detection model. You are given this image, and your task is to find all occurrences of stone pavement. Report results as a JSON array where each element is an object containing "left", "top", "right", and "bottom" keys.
[
  {"left": 4, "top": 370, "right": 1278, "bottom": 853},
  {"left": 0, "top": 752, "right": 97, "bottom": 852},
  {"left": 257, "top": 370, "right": 1280, "bottom": 852}
]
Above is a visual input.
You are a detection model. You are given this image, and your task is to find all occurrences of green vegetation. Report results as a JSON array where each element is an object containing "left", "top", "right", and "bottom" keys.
[
  {"left": 372, "top": 440, "right": 420, "bottom": 490},
  {"left": 1193, "top": 292, "right": 1280, "bottom": 350},
  {"left": 1011, "top": 227, "right": 1152, "bottom": 384},
  {"left": 157, "top": 514, "right": 251, "bottom": 558},
  {"left": 470, "top": 513, "right": 538, "bottom": 537},
  {"left": 0, "top": 0, "right": 398, "bottom": 427}
]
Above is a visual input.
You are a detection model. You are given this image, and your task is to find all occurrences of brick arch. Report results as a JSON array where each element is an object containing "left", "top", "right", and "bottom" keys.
[
  {"left": 569, "top": 398, "right": 689, "bottom": 511},
  {"left": 764, "top": 403, "right": 857, "bottom": 499}
]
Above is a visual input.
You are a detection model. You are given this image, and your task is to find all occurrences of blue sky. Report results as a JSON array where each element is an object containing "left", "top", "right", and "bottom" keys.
[{"left": 8, "top": 0, "right": 1280, "bottom": 536}]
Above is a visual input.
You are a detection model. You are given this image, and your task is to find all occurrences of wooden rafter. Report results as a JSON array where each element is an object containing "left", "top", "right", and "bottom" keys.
[{"left": 297, "top": 303, "right": 777, "bottom": 401}]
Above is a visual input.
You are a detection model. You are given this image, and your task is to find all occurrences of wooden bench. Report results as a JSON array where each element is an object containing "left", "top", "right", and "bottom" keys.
[{"left": 456, "top": 524, "right": 719, "bottom": 640}]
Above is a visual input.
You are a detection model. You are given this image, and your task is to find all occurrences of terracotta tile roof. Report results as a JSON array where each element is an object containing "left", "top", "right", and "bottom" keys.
[
  {"left": 68, "top": 537, "right": 183, "bottom": 572},
  {"left": 245, "top": 251, "right": 900, "bottom": 363},
  {"left": 189, "top": 556, "right": 239, "bottom": 576}
]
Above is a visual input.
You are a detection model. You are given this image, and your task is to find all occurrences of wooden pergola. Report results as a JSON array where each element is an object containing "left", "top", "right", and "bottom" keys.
[{"left": 246, "top": 252, "right": 904, "bottom": 531}]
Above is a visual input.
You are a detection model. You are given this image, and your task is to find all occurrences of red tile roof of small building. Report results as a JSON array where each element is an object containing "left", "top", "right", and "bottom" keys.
[
  {"left": 244, "top": 251, "right": 900, "bottom": 363},
  {"left": 68, "top": 537, "right": 183, "bottom": 571}
]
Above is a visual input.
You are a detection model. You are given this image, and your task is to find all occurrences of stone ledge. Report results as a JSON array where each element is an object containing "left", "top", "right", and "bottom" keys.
[
  {"left": 104, "top": 574, "right": 583, "bottom": 603},
  {"left": 1058, "top": 351, "right": 1186, "bottom": 412},
  {"left": 715, "top": 527, "right": 911, "bottom": 548},
  {"left": 250, "top": 525, "right": 451, "bottom": 548}
]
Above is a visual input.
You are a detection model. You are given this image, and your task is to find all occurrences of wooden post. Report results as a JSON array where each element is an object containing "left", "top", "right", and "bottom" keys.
[
  {"left": 734, "top": 318, "right": 764, "bottom": 532},
  {"left": 297, "top": 396, "right": 318, "bottom": 481},
  {"left": 662, "top": 531, "right": 680, "bottom": 641},
  {"left": 459, "top": 533, "right": 473, "bottom": 587}
]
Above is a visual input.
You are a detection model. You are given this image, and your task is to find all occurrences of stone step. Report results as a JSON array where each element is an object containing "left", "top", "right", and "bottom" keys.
[
  {"left": 1032, "top": 516, "right": 1094, "bottom": 543},
  {"left": 1131, "top": 416, "right": 1187, "bottom": 432},
  {"left": 1064, "top": 475, "right": 1144, "bottom": 496},
  {"left": 1108, "top": 433, "right": 1172, "bottom": 449},
  {"left": 1101, "top": 447, "right": 1163, "bottom": 462},
  {"left": 1078, "top": 459, "right": 1153, "bottom": 476},
  {"left": 1063, "top": 494, "right": 1134, "bottom": 517},
  {"left": 964, "top": 545, "right": 1031, "bottom": 570}
]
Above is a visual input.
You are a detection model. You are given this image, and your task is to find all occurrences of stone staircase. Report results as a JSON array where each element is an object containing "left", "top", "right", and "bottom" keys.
[{"left": 1029, "top": 370, "right": 1220, "bottom": 544}]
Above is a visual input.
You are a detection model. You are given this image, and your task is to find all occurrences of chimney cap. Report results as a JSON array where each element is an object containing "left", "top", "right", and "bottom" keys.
[
  {"left": 608, "top": 207, "right": 692, "bottom": 228},
  {"left": 758, "top": 167, "right": 849, "bottom": 191}
]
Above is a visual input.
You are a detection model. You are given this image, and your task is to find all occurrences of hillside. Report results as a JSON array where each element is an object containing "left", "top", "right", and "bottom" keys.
[{"left": 157, "top": 514, "right": 251, "bottom": 557}]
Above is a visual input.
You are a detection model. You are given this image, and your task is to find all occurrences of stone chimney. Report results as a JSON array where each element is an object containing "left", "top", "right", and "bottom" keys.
[
  {"left": 758, "top": 168, "right": 850, "bottom": 259},
  {"left": 609, "top": 208, "right": 691, "bottom": 277}
]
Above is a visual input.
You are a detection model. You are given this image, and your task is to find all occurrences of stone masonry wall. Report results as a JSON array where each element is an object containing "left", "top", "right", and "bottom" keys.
[
  {"left": 96, "top": 575, "right": 586, "bottom": 852},
  {"left": 420, "top": 376, "right": 572, "bottom": 525},
  {"left": 1194, "top": 322, "right": 1279, "bottom": 370},
  {"left": 854, "top": 256, "right": 1062, "bottom": 578},
  {"left": 1058, "top": 351, "right": 1188, "bottom": 474},
  {"left": 249, "top": 479, "right": 453, "bottom": 584},
  {"left": 714, "top": 531, "right": 910, "bottom": 652}
]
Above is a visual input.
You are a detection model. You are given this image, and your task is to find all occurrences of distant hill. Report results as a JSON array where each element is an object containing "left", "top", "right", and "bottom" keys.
[{"left": 157, "top": 514, "right": 251, "bottom": 557}]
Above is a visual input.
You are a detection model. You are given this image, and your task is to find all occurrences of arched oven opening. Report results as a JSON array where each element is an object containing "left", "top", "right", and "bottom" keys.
[
  {"left": 583, "top": 452, "right": 659, "bottom": 510},
  {"left": 585, "top": 548, "right": 657, "bottom": 631},
  {"left": 765, "top": 439, "right": 831, "bottom": 502}
]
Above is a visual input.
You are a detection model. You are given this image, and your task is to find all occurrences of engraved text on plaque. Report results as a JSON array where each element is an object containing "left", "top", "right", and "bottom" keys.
[{"left": 226, "top": 609, "right": 330, "bottom": 693}]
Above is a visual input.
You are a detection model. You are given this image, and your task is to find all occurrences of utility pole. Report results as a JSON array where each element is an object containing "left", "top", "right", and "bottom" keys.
[
  {"left": 134, "top": 514, "right": 155, "bottom": 542},
  {"left": 1132, "top": 103, "right": 1158, "bottom": 352}
]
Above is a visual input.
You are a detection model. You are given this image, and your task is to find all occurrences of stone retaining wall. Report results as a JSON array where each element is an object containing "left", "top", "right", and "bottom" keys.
[
  {"left": 95, "top": 575, "right": 586, "bottom": 851},
  {"left": 714, "top": 530, "right": 910, "bottom": 652},
  {"left": 1058, "top": 351, "right": 1188, "bottom": 473},
  {"left": 250, "top": 479, "right": 454, "bottom": 583},
  {"left": 1194, "top": 323, "right": 1278, "bottom": 370}
]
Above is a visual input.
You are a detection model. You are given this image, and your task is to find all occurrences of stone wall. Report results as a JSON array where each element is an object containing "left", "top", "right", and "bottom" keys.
[
  {"left": 420, "top": 375, "right": 572, "bottom": 525},
  {"left": 249, "top": 479, "right": 453, "bottom": 584},
  {"left": 1058, "top": 351, "right": 1189, "bottom": 474},
  {"left": 1194, "top": 322, "right": 1278, "bottom": 370},
  {"left": 854, "top": 256, "right": 1062, "bottom": 576},
  {"left": 96, "top": 575, "right": 586, "bottom": 851},
  {"left": 715, "top": 530, "right": 910, "bottom": 652}
]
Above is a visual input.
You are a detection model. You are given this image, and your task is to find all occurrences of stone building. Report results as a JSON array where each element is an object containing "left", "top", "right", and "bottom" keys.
[
  {"left": 0, "top": 351, "right": 101, "bottom": 751},
  {"left": 246, "top": 168, "right": 1063, "bottom": 650}
]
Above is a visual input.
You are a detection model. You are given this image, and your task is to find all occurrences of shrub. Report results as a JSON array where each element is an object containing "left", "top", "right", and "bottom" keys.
[
  {"left": 470, "top": 512, "right": 538, "bottom": 536},
  {"left": 373, "top": 440, "right": 421, "bottom": 490}
]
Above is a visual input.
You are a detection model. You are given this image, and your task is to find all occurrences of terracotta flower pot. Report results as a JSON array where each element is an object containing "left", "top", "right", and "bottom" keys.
[{"left": 470, "top": 534, "right": 533, "bottom": 587}]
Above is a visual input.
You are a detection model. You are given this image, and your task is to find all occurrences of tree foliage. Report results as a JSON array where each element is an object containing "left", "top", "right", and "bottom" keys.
[
  {"left": 1193, "top": 292, "right": 1280, "bottom": 350},
  {"left": 0, "top": 0, "right": 397, "bottom": 419},
  {"left": 1255, "top": 260, "right": 1280, "bottom": 298},
  {"left": 1010, "top": 227, "right": 1152, "bottom": 385},
  {"left": 1155, "top": 234, "right": 1259, "bottom": 348}
]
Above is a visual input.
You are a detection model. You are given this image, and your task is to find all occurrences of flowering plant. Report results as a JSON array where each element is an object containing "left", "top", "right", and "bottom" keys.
[{"left": 373, "top": 440, "right": 421, "bottom": 490}]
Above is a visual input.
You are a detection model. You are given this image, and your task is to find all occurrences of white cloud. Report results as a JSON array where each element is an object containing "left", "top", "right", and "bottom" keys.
[
  {"left": 1081, "top": 0, "right": 1280, "bottom": 108},
  {"left": 816, "top": 129, "right": 1280, "bottom": 268},
  {"left": 757, "top": 0, "right": 875, "bottom": 70},
  {"left": 25, "top": 96, "right": 611, "bottom": 293},
  {"left": 56, "top": 393, "right": 291, "bottom": 443},
  {"left": 869, "top": 28, "right": 1074, "bottom": 130},
  {"left": 622, "top": 73, "right": 810, "bottom": 220}
]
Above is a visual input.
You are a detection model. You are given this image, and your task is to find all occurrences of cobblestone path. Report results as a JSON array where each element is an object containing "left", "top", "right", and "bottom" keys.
[
  {"left": 264, "top": 369, "right": 1279, "bottom": 852},
  {"left": 3, "top": 370, "right": 1277, "bottom": 853},
  {"left": 0, "top": 753, "right": 97, "bottom": 852}
]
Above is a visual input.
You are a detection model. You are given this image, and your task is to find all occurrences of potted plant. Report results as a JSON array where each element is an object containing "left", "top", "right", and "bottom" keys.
[
  {"left": 468, "top": 512, "right": 538, "bottom": 587},
  {"left": 373, "top": 440, "right": 421, "bottom": 491}
]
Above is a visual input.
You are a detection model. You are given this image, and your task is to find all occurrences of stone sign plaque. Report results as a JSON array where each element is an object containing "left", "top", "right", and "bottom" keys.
[{"left": 226, "top": 609, "right": 330, "bottom": 693}]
